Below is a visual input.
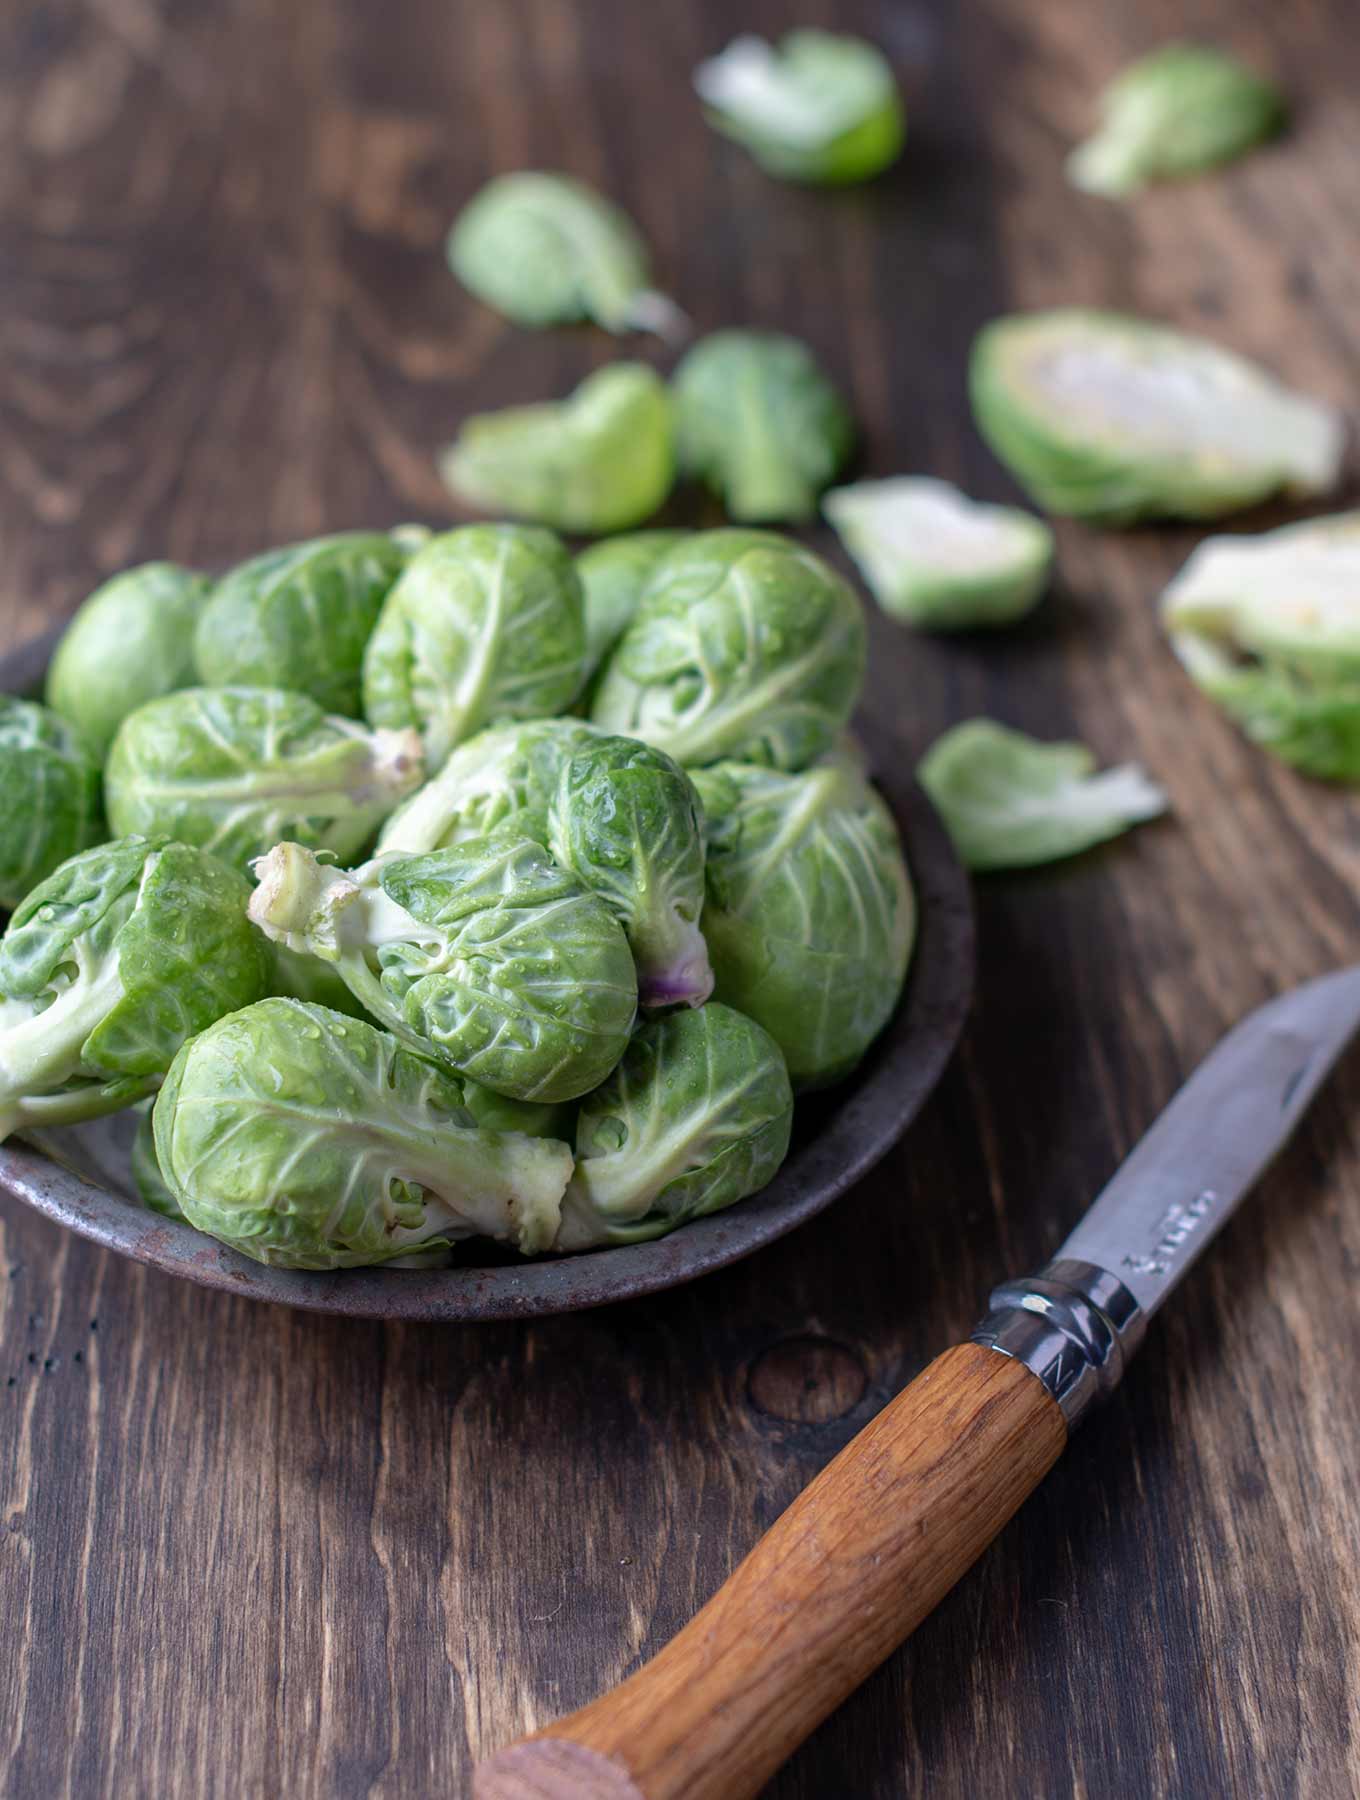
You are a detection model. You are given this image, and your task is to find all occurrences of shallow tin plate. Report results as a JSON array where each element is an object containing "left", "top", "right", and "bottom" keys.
[{"left": 0, "top": 628, "right": 973, "bottom": 1320}]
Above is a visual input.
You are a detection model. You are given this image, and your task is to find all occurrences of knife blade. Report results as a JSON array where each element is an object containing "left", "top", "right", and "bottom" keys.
[{"left": 476, "top": 970, "right": 1360, "bottom": 1800}]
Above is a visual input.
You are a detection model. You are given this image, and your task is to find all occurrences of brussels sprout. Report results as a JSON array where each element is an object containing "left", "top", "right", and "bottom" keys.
[
  {"left": 132, "top": 1103, "right": 185, "bottom": 1220},
  {"left": 591, "top": 530, "right": 866, "bottom": 770},
  {"left": 970, "top": 309, "right": 1345, "bottom": 524},
  {"left": 691, "top": 757, "right": 915, "bottom": 1087},
  {"left": 547, "top": 735, "right": 713, "bottom": 1009},
  {"left": 362, "top": 525, "right": 586, "bottom": 771},
  {"left": 1161, "top": 512, "right": 1360, "bottom": 780},
  {"left": 0, "top": 698, "right": 103, "bottom": 911},
  {"left": 0, "top": 836, "right": 270, "bottom": 1141},
  {"left": 671, "top": 331, "right": 852, "bottom": 524},
  {"left": 447, "top": 172, "right": 685, "bottom": 338},
  {"left": 105, "top": 686, "right": 422, "bottom": 871},
  {"left": 1068, "top": 44, "right": 1285, "bottom": 198},
  {"left": 153, "top": 999, "right": 575, "bottom": 1267},
  {"left": 555, "top": 1003, "right": 792, "bottom": 1250},
  {"left": 823, "top": 478, "right": 1054, "bottom": 630},
  {"left": 694, "top": 31, "right": 905, "bottom": 185},
  {"left": 193, "top": 532, "right": 408, "bottom": 718},
  {"left": 45, "top": 563, "right": 212, "bottom": 758},
  {"left": 577, "top": 530, "right": 689, "bottom": 684},
  {"left": 248, "top": 838, "right": 638, "bottom": 1103},
  {"left": 918, "top": 719, "right": 1167, "bottom": 871},
  {"left": 439, "top": 364, "right": 675, "bottom": 536},
  {"left": 377, "top": 718, "right": 598, "bottom": 855}
]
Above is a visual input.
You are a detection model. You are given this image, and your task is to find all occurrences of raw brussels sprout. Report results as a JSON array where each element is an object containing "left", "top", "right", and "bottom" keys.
[
  {"left": 378, "top": 719, "right": 598, "bottom": 856},
  {"left": 970, "top": 309, "right": 1345, "bottom": 524},
  {"left": 694, "top": 31, "right": 905, "bottom": 185},
  {"left": 193, "top": 532, "right": 408, "bottom": 718},
  {"left": 591, "top": 530, "right": 866, "bottom": 770},
  {"left": 439, "top": 364, "right": 675, "bottom": 536},
  {"left": 1068, "top": 44, "right": 1285, "bottom": 198},
  {"left": 248, "top": 838, "right": 638, "bottom": 1103},
  {"left": 547, "top": 735, "right": 713, "bottom": 1009},
  {"left": 153, "top": 999, "right": 575, "bottom": 1267},
  {"left": 362, "top": 525, "right": 586, "bottom": 770},
  {"left": 0, "top": 836, "right": 270, "bottom": 1141},
  {"left": 918, "top": 719, "right": 1167, "bottom": 871},
  {"left": 823, "top": 478, "right": 1054, "bottom": 630},
  {"left": 691, "top": 756, "right": 914, "bottom": 1087},
  {"left": 132, "top": 1103, "right": 185, "bottom": 1220},
  {"left": 555, "top": 1003, "right": 792, "bottom": 1250},
  {"left": 105, "top": 686, "right": 422, "bottom": 871},
  {"left": 577, "top": 530, "right": 689, "bottom": 683},
  {"left": 447, "top": 172, "right": 685, "bottom": 338},
  {"left": 672, "top": 331, "right": 852, "bottom": 524},
  {"left": 1161, "top": 512, "right": 1360, "bottom": 780},
  {"left": 46, "top": 563, "right": 211, "bottom": 758},
  {"left": 0, "top": 698, "right": 103, "bottom": 911}
]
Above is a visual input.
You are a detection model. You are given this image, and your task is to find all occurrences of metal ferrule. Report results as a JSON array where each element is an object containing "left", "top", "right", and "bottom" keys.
[{"left": 971, "top": 1259, "right": 1146, "bottom": 1429}]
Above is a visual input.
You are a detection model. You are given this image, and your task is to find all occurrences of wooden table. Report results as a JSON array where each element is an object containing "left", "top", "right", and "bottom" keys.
[{"left": 3, "top": 1, "right": 1359, "bottom": 1793}]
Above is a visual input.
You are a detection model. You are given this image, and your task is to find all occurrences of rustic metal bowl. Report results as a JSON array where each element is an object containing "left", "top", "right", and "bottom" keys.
[{"left": 0, "top": 627, "right": 973, "bottom": 1320}]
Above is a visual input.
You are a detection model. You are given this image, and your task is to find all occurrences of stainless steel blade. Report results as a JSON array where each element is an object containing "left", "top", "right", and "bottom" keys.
[{"left": 1058, "top": 963, "right": 1360, "bottom": 1318}]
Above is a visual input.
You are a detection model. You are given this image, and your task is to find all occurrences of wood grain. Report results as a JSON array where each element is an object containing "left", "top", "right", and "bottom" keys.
[
  {"left": 476, "top": 1347, "right": 1066, "bottom": 1800},
  {"left": 2, "top": 0, "right": 1360, "bottom": 1796}
]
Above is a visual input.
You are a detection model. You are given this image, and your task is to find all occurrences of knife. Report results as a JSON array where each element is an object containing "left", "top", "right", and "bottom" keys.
[{"left": 475, "top": 966, "right": 1360, "bottom": 1800}]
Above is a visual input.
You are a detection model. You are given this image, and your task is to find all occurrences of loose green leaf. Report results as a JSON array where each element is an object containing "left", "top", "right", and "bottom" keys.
[
  {"left": 918, "top": 719, "right": 1167, "bottom": 871},
  {"left": 555, "top": 1003, "right": 792, "bottom": 1250},
  {"left": 46, "top": 563, "right": 211, "bottom": 759},
  {"left": 1162, "top": 511, "right": 1360, "bottom": 780},
  {"left": 154, "top": 999, "right": 574, "bottom": 1267},
  {"left": 672, "top": 330, "right": 852, "bottom": 523},
  {"left": 362, "top": 525, "right": 586, "bottom": 771},
  {"left": 194, "top": 532, "right": 408, "bottom": 718},
  {"left": 970, "top": 309, "right": 1345, "bottom": 524},
  {"left": 0, "top": 697, "right": 103, "bottom": 911},
  {"left": 591, "top": 530, "right": 866, "bottom": 770},
  {"left": 694, "top": 31, "right": 905, "bottom": 185},
  {"left": 448, "top": 172, "right": 685, "bottom": 337},
  {"left": 439, "top": 364, "right": 675, "bottom": 536},
  {"left": 1068, "top": 43, "right": 1286, "bottom": 198},
  {"left": 824, "top": 477, "right": 1053, "bottom": 629}
]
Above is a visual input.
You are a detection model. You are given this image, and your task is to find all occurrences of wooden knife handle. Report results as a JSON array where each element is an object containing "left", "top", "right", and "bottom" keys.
[{"left": 474, "top": 1342, "right": 1066, "bottom": 1800}]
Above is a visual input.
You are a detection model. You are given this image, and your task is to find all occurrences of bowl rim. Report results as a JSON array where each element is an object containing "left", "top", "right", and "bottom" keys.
[{"left": 0, "top": 627, "right": 974, "bottom": 1320}]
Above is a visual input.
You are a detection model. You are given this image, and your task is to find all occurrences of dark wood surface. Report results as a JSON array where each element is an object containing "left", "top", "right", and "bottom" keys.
[{"left": 2, "top": 0, "right": 1359, "bottom": 1795}]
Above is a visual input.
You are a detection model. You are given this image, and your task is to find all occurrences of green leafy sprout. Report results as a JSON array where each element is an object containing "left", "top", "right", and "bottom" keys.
[{"left": 0, "top": 697, "right": 104, "bottom": 911}]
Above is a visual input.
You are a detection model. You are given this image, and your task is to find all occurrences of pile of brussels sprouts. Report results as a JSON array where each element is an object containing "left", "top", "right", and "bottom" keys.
[{"left": 0, "top": 522, "right": 916, "bottom": 1270}]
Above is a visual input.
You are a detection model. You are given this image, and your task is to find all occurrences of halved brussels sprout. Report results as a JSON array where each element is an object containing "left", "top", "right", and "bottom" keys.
[
  {"left": 918, "top": 719, "right": 1167, "bottom": 870},
  {"left": 577, "top": 530, "right": 689, "bottom": 684},
  {"left": 823, "top": 477, "right": 1054, "bottom": 629},
  {"left": 691, "top": 756, "right": 914, "bottom": 1087},
  {"left": 1162, "top": 512, "right": 1360, "bottom": 779},
  {"left": 0, "top": 698, "right": 103, "bottom": 911},
  {"left": 672, "top": 330, "right": 852, "bottom": 523},
  {"left": 132, "top": 1102, "right": 185, "bottom": 1219},
  {"left": 193, "top": 532, "right": 408, "bottom": 718},
  {"left": 248, "top": 838, "right": 637, "bottom": 1103},
  {"left": 1068, "top": 43, "right": 1285, "bottom": 198},
  {"left": 377, "top": 718, "right": 598, "bottom": 856},
  {"left": 591, "top": 530, "right": 866, "bottom": 770},
  {"left": 547, "top": 735, "right": 713, "bottom": 1009},
  {"left": 153, "top": 999, "right": 574, "bottom": 1267},
  {"left": 447, "top": 171, "right": 685, "bottom": 338},
  {"left": 46, "top": 563, "right": 211, "bottom": 758},
  {"left": 362, "top": 525, "right": 586, "bottom": 770},
  {"left": 439, "top": 364, "right": 675, "bottom": 535},
  {"left": 694, "top": 31, "right": 905, "bottom": 185},
  {"left": 0, "top": 836, "right": 270, "bottom": 1141},
  {"left": 105, "top": 686, "right": 422, "bottom": 871},
  {"left": 970, "top": 310, "right": 1345, "bottom": 524},
  {"left": 555, "top": 1003, "right": 792, "bottom": 1250}
]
